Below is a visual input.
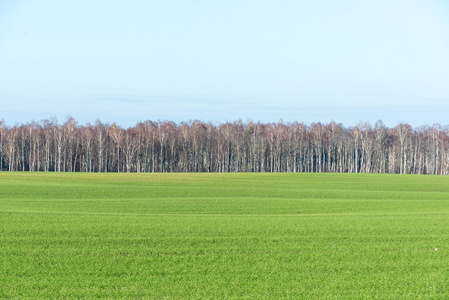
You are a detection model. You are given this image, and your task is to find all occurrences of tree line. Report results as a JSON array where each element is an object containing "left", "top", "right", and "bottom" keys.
[{"left": 1, "top": 117, "right": 449, "bottom": 175}]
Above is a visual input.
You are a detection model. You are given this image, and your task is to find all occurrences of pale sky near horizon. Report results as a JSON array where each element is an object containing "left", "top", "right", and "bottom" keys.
[{"left": 1, "top": 0, "right": 449, "bottom": 128}]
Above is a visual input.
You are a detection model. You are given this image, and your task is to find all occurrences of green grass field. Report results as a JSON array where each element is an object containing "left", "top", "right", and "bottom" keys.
[{"left": 2, "top": 172, "right": 449, "bottom": 298}]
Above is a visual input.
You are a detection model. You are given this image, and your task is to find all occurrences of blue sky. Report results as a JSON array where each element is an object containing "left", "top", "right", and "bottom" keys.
[{"left": 1, "top": 0, "right": 449, "bottom": 128}]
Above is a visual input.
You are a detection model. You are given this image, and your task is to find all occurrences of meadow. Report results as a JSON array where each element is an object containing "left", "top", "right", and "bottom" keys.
[{"left": 1, "top": 172, "right": 449, "bottom": 298}]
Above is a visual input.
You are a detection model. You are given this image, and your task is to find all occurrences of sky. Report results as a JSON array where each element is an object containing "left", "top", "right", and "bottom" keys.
[{"left": 1, "top": 0, "right": 449, "bottom": 128}]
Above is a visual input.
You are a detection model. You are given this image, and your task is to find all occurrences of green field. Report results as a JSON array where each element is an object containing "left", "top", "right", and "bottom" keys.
[{"left": 2, "top": 172, "right": 449, "bottom": 298}]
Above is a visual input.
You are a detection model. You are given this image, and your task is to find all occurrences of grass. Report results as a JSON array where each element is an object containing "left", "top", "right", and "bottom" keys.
[{"left": 1, "top": 172, "right": 449, "bottom": 298}]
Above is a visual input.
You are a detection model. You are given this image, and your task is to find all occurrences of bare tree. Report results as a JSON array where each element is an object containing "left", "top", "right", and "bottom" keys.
[
  {"left": 1, "top": 117, "right": 449, "bottom": 175},
  {"left": 109, "top": 123, "right": 124, "bottom": 172},
  {"left": 123, "top": 127, "right": 139, "bottom": 172},
  {"left": 0, "top": 120, "right": 7, "bottom": 171},
  {"left": 94, "top": 120, "right": 107, "bottom": 172}
]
